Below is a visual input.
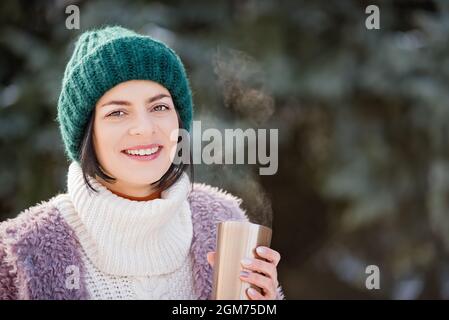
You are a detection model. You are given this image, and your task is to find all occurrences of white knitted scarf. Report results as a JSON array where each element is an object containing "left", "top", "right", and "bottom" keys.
[{"left": 63, "top": 161, "right": 193, "bottom": 277}]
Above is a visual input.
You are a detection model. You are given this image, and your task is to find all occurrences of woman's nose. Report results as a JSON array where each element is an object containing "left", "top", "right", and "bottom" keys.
[{"left": 128, "top": 114, "right": 156, "bottom": 136}]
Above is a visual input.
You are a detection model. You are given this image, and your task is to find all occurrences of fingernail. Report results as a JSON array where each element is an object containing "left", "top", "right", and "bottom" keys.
[
  {"left": 240, "top": 270, "right": 250, "bottom": 278},
  {"left": 256, "top": 247, "right": 266, "bottom": 254},
  {"left": 241, "top": 258, "right": 252, "bottom": 266},
  {"left": 248, "top": 288, "right": 257, "bottom": 296}
]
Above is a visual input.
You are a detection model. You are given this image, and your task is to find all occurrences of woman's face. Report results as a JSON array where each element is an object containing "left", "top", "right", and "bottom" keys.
[{"left": 93, "top": 80, "right": 179, "bottom": 197}]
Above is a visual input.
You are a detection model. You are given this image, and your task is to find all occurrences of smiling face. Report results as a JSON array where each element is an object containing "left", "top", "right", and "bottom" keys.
[{"left": 93, "top": 80, "right": 179, "bottom": 197}]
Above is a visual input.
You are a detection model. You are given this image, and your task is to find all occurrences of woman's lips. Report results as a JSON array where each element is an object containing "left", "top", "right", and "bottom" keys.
[{"left": 121, "top": 146, "right": 163, "bottom": 162}]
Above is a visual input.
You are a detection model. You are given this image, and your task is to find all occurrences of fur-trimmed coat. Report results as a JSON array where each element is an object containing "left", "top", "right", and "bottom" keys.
[{"left": 0, "top": 183, "right": 285, "bottom": 300}]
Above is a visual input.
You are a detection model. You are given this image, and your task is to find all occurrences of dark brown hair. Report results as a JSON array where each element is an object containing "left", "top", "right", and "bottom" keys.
[{"left": 78, "top": 108, "right": 193, "bottom": 195}]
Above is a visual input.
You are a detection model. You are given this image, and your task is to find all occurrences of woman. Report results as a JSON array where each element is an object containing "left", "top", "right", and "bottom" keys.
[{"left": 0, "top": 26, "right": 284, "bottom": 300}]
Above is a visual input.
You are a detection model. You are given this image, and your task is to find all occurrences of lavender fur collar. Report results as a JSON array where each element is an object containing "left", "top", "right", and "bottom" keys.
[{"left": 0, "top": 183, "right": 253, "bottom": 300}]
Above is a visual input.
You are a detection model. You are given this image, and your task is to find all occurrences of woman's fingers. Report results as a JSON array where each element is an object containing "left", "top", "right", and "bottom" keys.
[
  {"left": 240, "top": 257, "right": 278, "bottom": 286},
  {"left": 239, "top": 271, "right": 273, "bottom": 299},
  {"left": 246, "top": 287, "right": 265, "bottom": 300},
  {"left": 256, "top": 246, "right": 281, "bottom": 267},
  {"left": 206, "top": 251, "right": 216, "bottom": 267}
]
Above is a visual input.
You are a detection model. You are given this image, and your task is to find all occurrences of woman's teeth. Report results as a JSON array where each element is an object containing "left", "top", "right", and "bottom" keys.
[{"left": 124, "top": 147, "right": 159, "bottom": 156}]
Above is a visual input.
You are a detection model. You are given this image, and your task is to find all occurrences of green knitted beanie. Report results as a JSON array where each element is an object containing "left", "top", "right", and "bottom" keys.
[{"left": 57, "top": 25, "right": 194, "bottom": 162}]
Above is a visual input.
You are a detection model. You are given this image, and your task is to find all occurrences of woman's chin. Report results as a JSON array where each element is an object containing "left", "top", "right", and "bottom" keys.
[{"left": 125, "top": 175, "right": 163, "bottom": 186}]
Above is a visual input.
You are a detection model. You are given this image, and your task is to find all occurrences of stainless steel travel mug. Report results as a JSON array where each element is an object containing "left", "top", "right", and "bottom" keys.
[{"left": 211, "top": 221, "right": 272, "bottom": 300}]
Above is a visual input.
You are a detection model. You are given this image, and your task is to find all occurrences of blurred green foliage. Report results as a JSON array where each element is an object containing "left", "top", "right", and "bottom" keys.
[{"left": 1, "top": 0, "right": 449, "bottom": 299}]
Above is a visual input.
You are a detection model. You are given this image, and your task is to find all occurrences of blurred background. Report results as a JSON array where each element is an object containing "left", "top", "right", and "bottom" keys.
[{"left": 1, "top": 0, "right": 449, "bottom": 299}]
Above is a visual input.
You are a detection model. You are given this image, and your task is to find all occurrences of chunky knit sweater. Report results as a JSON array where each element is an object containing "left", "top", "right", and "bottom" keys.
[
  {"left": 55, "top": 162, "right": 195, "bottom": 299},
  {"left": 0, "top": 163, "right": 285, "bottom": 300}
]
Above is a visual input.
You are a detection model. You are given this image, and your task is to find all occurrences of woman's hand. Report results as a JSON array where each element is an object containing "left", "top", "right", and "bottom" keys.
[{"left": 207, "top": 246, "right": 281, "bottom": 300}]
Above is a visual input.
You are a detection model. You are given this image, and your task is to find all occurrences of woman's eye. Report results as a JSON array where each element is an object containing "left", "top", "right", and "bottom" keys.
[
  {"left": 153, "top": 105, "right": 169, "bottom": 112},
  {"left": 107, "top": 110, "right": 126, "bottom": 117}
]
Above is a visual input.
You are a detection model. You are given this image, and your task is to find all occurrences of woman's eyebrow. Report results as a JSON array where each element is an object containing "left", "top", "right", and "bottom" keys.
[{"left": 99, "top": 93, "right": 171, "bottom": 108}]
